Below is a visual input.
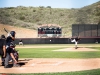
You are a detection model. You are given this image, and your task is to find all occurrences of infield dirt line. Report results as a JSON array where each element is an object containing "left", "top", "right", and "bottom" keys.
[{"left": 1, "top": 58, "right": 100, "bottom": 73}]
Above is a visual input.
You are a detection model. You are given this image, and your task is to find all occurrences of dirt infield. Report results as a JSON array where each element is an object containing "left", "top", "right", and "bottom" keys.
[
  {"left": 0, "top": 47, "right": 100, "bottom": 74},
  {"left": 1, "top": 58, "right": 100, "bottom": 73}
]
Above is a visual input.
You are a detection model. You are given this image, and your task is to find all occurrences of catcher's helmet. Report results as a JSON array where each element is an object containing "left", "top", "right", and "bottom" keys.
[{"left": 10, "top": 31, "right": 16, "bottom": 37}]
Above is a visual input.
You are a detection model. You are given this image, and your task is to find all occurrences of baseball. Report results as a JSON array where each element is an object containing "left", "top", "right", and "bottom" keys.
[{"left": 50, "top": 40, "right": 51, "bottom": 41}]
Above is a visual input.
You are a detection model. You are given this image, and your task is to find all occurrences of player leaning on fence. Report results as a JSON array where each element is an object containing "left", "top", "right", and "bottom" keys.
[{"left": 0, "top": 35, "right": 6, "bottom": 66}]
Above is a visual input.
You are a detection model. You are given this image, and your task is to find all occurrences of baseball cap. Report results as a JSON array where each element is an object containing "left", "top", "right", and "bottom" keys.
[{"left": 1, "top": 35, "right": 6, "bottom": 39}]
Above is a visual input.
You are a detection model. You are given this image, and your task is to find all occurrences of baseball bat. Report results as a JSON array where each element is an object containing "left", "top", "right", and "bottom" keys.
[{"left": 3, "top": 28, "right": 8, "bottom": 33}]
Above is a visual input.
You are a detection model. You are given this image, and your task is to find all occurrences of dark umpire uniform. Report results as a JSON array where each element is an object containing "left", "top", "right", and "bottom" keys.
[
  {"left": 0, "top": 35, "right": 6, "bottom": 66},
  {"left": 4, "top": 31, "right": 19, "bottom": 68}
]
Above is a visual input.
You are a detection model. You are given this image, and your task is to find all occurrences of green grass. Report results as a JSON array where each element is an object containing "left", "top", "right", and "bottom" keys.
[
  {"left": 21, "top": 44, "right": 100, "bottom": 47},
  {"left": 10, "top": 44, "right": 100, "bottom": 75},
  {"left": 17, "top": 47, "right": 100, "bottom": 58},
  {"left": 9, "top": 69, "right": 100, "bottom": 75}
]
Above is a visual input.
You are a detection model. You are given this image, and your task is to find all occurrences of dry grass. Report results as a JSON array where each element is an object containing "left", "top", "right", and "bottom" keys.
[{"left": 0, "top": 24, "right": 37, "bottom": 38}]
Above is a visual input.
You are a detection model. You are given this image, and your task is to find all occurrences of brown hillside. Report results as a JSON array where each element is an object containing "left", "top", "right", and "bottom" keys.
[{"left": 0, "top": 24, "right": 37, "bottom": 38}]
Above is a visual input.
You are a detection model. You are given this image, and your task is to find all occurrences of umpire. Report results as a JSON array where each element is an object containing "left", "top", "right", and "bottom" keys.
[{"left": 0, "top": 35, "right": 6, "bottom": 66}]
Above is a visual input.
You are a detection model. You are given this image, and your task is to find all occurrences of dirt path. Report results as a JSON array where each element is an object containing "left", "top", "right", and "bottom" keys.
[{"left": 0, "top": 58, "right": 100, "bottom": 73}]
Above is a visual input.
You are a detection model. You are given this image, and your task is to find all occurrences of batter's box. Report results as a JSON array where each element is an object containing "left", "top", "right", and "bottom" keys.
[{"left": 36, "top": 61, "right": 64, "bottom": 66}]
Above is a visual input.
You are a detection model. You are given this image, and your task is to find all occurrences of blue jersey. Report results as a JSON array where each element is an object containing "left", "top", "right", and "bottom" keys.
[{"left": 6, "top": 36, "right": 13, "bottom": 46}]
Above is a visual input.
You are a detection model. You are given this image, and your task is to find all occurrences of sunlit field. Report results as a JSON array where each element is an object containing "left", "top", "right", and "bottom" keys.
[{"left": 9, "top": 44, "right": 100, "bottom": 75}]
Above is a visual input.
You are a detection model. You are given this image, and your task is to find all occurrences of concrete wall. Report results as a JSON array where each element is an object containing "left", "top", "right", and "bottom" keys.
[{"left": 14, "top": 38, "right": 100, "bottom": 44}]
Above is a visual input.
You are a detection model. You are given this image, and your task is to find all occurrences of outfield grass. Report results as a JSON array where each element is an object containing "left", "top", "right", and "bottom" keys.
[
  {"left": 17, "top": 47, "right": 100, "bottom": 58},
  {"left": 23, "top": 44, "right": 100, "bottom": 47}
]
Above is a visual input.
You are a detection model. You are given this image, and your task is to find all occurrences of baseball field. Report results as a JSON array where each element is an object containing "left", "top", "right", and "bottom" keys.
[{"left": 1, "top": 44, "right": 100, "bottom": 75}]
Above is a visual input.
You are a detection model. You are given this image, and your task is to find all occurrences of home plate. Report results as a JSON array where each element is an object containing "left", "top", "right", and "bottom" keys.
[
  {"left": 53, "top": 47, "right": 99, "bottom": 51},
  {"left": 36, "top": 61, "right": 64, "bottom": 66}
]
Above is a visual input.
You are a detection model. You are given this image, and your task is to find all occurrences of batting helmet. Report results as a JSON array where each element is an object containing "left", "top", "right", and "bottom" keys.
[{"left": 10, "top": 31, "right": 16, "bottom": 37}]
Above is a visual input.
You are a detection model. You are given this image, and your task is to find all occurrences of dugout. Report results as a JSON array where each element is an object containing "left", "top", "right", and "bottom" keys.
[{"left": 38, "top": 24, "right": 62, "bottom": 38}]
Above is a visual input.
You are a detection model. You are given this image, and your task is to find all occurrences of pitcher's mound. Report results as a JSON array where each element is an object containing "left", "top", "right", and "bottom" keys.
[{"left": 53, "top": 47, "right": 99, "bottom": 51}]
